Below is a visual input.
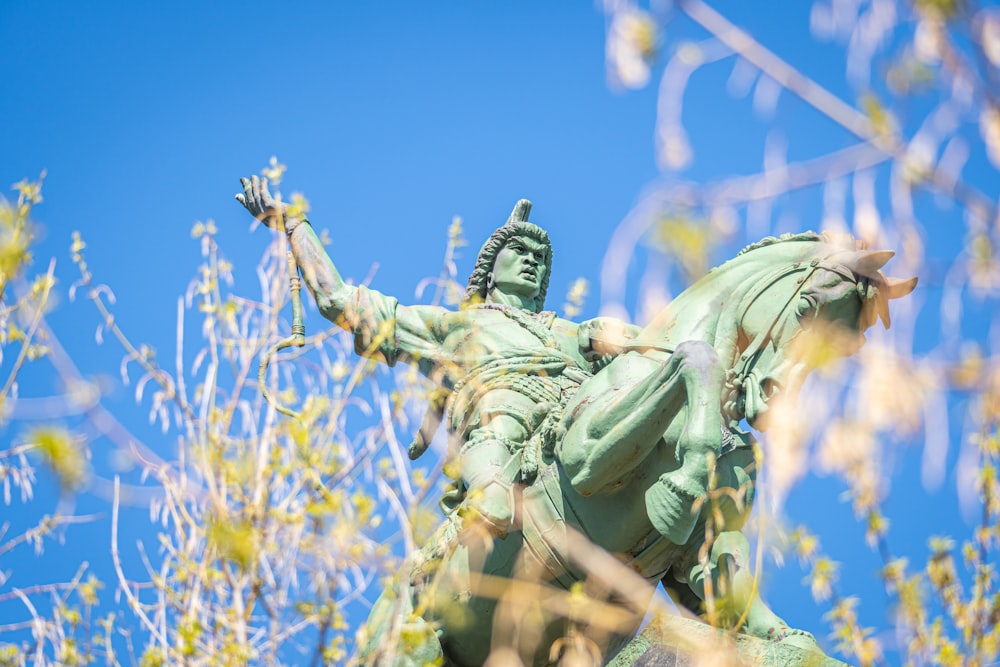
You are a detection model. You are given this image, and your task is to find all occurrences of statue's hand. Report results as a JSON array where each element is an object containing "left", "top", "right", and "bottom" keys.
[
  {"left": 581, "top": 317, "right": 638, "bottom": 360},
  {"left": 235, "top": 175, "right": 286, "bottom": 229}
]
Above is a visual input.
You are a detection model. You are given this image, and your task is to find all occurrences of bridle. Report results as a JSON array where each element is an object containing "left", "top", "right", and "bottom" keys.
[{"left": 724, "top": 257, "right": 861, "bottom": 422}]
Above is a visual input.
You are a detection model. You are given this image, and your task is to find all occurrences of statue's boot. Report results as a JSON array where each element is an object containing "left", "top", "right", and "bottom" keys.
[
  {"left": 460, "top": 438, "right": 517, "bottom": 535},
  {"left": 646, "top": 450, "right": 716, "bottom": 546}
]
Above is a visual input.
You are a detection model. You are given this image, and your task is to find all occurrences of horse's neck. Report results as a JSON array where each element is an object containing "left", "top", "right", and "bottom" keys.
[
  {"left": 645, "top": 264, "right": 756, "bottom": 358},
  {"left": 645, "top": 246, "right": 822, "bottom": 366}
]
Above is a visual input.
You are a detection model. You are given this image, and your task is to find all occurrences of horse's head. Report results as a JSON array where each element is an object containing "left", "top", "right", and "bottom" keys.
[{"left": 726, "top": 241, "right": 917, "bottom": 429}]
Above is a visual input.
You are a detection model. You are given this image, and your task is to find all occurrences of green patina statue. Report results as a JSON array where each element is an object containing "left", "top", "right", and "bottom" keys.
[{"left": 237, "top": 176, "right": 916, "bottom": 666}]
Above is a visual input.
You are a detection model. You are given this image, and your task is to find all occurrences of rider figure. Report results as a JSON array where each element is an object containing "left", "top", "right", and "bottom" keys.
[{"left": 237, "top": 176, "right": 637, "bottom": 533}]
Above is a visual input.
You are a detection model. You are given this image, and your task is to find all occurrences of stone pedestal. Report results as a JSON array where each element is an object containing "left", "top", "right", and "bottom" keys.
[{"left": 607, "top": 615, "right": 848, "bottom": 667}]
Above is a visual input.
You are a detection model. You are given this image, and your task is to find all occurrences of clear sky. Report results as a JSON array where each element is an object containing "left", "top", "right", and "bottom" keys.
[{"left": 1, "top": 1, "right": 992, "bottom": 663}]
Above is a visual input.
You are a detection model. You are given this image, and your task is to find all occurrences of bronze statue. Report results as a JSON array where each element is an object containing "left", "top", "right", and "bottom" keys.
[{"left": 237, "top": 176, "right": 916, "bottom": 666}]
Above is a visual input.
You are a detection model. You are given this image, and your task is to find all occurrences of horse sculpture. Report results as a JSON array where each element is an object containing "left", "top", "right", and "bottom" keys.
[{"left": 359, "top": 232, "right": 916, "bottom": 666}]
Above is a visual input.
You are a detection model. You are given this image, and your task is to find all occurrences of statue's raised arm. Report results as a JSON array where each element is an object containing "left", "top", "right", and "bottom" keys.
[
  {"left": 236, "top": 175, "right": 357, "bottom": 330},
  {"left": 237, "top": 175, "right": 447, "bottom": 371}
]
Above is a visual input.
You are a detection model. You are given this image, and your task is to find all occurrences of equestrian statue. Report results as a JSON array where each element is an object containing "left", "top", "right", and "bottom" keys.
[{"left": 237, "top": 176, "right": 916, "bottom": 666}]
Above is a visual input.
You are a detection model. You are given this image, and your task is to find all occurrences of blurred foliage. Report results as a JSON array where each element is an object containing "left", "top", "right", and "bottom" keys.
[
  {"left": 0, "top": 166, "right": 458, "bottom": 664},
  {"left": 25, "top": 426, "right": 86, "bottom": 493},
  {"left": 646, "top": 211, "right": 714, "bottom": 282},
  {"left": 562, "top": 277, "right": 589, "bottom": 319}
]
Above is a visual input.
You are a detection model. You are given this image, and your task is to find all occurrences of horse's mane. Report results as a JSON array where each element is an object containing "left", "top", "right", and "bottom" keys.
[
  {"left": 734, "top": 231, "right": 867, "bottom": 257},
  {"left": 725, "top": 229, "right": 895, "bottom": 331}
]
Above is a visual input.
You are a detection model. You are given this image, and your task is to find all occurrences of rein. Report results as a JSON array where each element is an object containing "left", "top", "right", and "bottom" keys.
[{"left": 258, "top": 235, "right": 307, "bottom": 420}]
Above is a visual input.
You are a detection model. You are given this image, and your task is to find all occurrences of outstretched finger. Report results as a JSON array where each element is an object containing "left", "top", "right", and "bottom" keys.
[
  {"left": 240, "top": 177, "right": 255, "bottom": 211},
  {"left": 250, "top": 175, "right": 263, "bottom": 211},
  {"left": 260, "top": 176, "right": 272, "bottom": 207},
  {"left": 235, "top": 193, "right": 246, "bottom": 207}
]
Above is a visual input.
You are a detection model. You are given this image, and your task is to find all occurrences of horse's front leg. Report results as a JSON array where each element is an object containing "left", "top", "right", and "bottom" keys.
[
  {"left": 558, "top": 340, "right": 725, "bottom": 542},
  {"left": 681, "top": 530, "right": 822, "bottom": 653}
]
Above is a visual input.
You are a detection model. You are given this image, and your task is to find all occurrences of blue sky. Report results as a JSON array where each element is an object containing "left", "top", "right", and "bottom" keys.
[{"left": 1, "top": 1, "right": 993, "bottom": 663}]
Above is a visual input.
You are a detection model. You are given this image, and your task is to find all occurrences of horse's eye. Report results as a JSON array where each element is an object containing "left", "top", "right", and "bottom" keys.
[{"left": 797, "top": 294, "right": 818, "bottom": 322}]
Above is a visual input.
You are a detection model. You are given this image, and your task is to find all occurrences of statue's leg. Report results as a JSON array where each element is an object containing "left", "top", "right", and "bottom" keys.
[
  {"left": 559, "top": 340, "right": 725, "bottom": 543},
  {"left": 423, "top": 525, "right": 527, "bottom": 666},
  {"left": 459, "top": 433, "right": 518, "bottom": 533},
  {"left": 685, "top": 530, "right": 820, "bottom": 651},
  {"left": 357, "top": 575, "right": 445, "bottom": 667},
  {"left": 459, "top": 402, "right": 537, "bottom": 535}
]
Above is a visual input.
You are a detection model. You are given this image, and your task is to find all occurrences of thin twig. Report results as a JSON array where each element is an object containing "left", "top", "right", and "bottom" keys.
[
  {"left": 0, "top": 259, "right": 56, "bottom": 405},
  {"left": 111, "top": 477, "right": 166, "bottom": 645}
]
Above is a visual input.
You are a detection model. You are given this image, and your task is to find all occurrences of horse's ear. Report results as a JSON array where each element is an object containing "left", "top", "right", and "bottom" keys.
[
  {"left": 860, "top": 284, "right": 892, "bottom": 329},
  {"left": 886, "top": 275, "right": 918, "bottom": 299},
  {"left": 866, "top": 274, "right": 916, "bottom": 329},
  {"left": 876, "top": 295, "right": 891, "bottom": 328},
  {"left": 850, "top": 250, "right": 895, "bottom": 275}
]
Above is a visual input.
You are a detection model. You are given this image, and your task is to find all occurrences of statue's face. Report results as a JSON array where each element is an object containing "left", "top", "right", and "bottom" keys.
[{"left": 492, "top": 235, "right": 548, "bottom": 301}]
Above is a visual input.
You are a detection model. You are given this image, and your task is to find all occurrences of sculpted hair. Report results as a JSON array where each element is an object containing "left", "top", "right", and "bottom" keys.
[{"left": 462, "top": 221, "right": 552, "bottom": 311}]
